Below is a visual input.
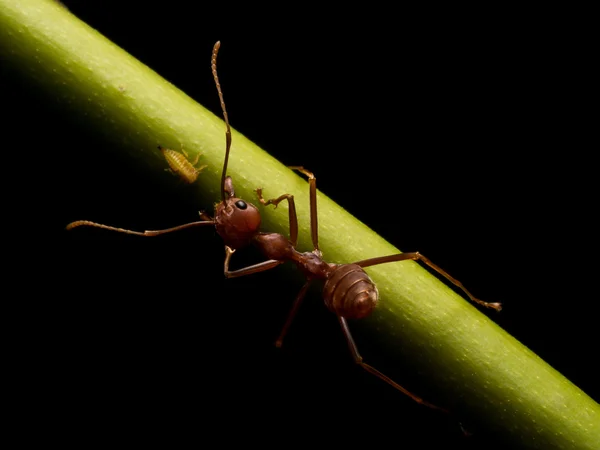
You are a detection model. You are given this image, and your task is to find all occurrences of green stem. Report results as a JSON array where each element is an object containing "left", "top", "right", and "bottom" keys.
[{"left": 1, "top": 1, "right": 598, "bottom": 448}]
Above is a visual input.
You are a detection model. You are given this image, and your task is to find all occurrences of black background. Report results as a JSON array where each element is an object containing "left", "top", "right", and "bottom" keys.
[{"left": 4, "top": 2, "right": 596, "bottom": 448}]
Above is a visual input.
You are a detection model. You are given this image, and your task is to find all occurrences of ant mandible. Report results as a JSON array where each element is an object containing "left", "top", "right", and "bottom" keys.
[{"left": 67, "top": 41, "right": 501, "bottom": 413}]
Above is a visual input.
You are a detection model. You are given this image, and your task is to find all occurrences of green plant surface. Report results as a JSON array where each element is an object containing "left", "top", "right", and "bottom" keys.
[{"left": 1, "top": 1, "right": 598, "bottom": 448}]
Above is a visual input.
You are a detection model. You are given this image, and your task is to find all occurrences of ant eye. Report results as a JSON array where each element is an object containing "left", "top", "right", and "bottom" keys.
[{"left": 235, "top": 200, "right": 247, "bottom": 210}]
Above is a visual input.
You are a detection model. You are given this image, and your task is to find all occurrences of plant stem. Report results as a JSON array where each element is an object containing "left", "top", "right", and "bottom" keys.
[{"left": 1, "top": 1, "right": 598, "bottom": 448}]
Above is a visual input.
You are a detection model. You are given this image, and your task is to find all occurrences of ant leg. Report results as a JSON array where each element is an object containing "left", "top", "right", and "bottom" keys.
[
  {"left": 255, "top": 189, "right": 298, "bottom": 248},
  {"left": 223, "top": 245, "right": 283, "bottom": 278},
  {"left": 66, "top": 220, "right": 214, "bottom": 236},
  {"left": 354, "top": 252, "right": 501, "bottom": 311},
  {"left": 338, "top": 316, "right": 448, "bottom": 413},
  {"left": 275, "top": 279, "right": 312, "bottom": 348},
  {"left": 288, "top": 166, "right": 319, "bottom": 254}
]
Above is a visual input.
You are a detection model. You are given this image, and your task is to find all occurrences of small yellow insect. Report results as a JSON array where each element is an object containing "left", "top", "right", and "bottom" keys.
[{"left": 159, "top": 145, "right": 207, "bottom": 184}]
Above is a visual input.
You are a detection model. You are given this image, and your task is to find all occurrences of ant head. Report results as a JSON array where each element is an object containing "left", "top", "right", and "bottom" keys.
[{"left": 214, "top": 176, "right": 261, "bottom": 249}]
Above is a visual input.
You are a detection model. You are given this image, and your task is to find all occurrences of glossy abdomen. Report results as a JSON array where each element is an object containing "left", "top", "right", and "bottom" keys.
[{"left": 323, "top": 264, "right": 379, "bottom": 319}]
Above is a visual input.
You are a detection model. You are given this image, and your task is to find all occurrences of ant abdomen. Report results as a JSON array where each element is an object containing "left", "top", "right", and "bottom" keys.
[{"left": 323, "top": 264, "right": 379, "bottom": 320}]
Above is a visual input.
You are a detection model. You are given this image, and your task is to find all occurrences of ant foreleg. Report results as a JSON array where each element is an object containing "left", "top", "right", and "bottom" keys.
[
  {"left": 255, "top": 189, "right": 298, "bottom": 247},
  {"left": 288, "top": 166, "right": 319, "bottom": 254},
  {"left": 222, "top": 246, "right": 283, "bottom": 278},
  {"left": 66, "top": 220, "right": 214, "bottom": 236},
  {"left": 275, "top": 279, "right": 312, "bottom": 348},
  {"left": 338, "top": 316, "right": 448, "bottom": 413},
  {"left": 354, "top": 252, "right": 502, "bottom": 311}
]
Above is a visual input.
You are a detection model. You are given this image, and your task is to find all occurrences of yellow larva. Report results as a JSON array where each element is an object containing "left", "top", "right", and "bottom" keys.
[{"left": 159, "top": 145, "right": 207, "bottom": 184}]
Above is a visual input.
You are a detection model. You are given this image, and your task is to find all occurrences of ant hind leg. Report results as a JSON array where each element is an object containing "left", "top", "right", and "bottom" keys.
[
  {"left": 354, "top": 252, "right": 501, "bottom": 311},
  {"left": 337, "top": 316, "right": 448, "bottom": 413},
  {"left": 275, "top": 280, "right": 312, "bottom": 348}
]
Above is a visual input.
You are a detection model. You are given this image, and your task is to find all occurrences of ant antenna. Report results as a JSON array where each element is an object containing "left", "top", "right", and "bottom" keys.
[{"left": 211, "top": 41, "right": 232, "bottom": 202}]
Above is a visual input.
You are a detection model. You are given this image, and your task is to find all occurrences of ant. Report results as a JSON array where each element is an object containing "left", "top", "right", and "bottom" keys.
[{"left": 67, "top": 41, "right": 501, "bottom": 414}]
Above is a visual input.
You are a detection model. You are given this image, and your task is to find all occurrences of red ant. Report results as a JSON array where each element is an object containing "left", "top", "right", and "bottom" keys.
[{"left": 67, "top": 41, "right": 501, "bottom": 413}]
